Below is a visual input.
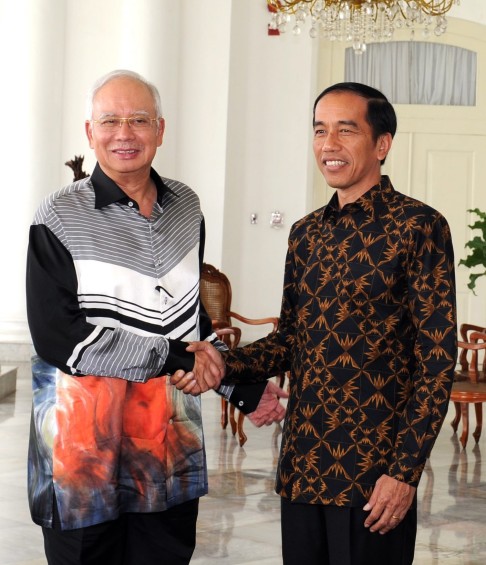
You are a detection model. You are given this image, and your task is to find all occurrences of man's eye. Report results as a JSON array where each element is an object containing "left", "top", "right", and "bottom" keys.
[
  {"left": 101, "top": 119, "right": 117, "bottom": 126},
  {"left": 133, "top": 117, "right": 150, "bottom": 126}
]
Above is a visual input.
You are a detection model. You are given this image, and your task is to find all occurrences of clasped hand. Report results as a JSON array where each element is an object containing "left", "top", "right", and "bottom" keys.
[
  {"left": 170, "top": 341, "right": 225, "bottom": 395},
  {"left": 170, "top": 341, "right": 289, "bottom": 427}
]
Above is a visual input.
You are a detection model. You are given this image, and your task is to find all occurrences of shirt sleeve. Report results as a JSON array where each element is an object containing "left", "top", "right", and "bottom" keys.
[{"left": 388, "top": 211, "right": 457, "bottom": 485}]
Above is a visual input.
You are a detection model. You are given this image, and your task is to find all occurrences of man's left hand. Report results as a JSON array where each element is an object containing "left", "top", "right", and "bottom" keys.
[
  {"left": 247, "top": 380, "right": 288, "bottom": 427},
  {"left": 363, "top": 474, "right": 416, "bottom": 534}
]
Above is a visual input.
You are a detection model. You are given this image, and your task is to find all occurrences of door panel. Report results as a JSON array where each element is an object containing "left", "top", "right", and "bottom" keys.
[{"left": 410, "top": 134, "right": 486, "bottom": 326}]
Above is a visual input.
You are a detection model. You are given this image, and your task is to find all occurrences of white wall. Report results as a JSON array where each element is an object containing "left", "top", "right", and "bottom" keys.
[
  {"left": 222, "top": 1, "right": 317, "bottom": 339},
  {"left": 0, "top": 0, "right": 484, "bottom": 344},
  {"left": 450, "top": 2, "right": 486, "bottom": 23}
]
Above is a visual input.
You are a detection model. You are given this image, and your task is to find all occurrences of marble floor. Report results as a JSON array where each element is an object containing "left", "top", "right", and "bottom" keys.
[{"left": 1, "top": 364, "right": 486, "bottom": 565}]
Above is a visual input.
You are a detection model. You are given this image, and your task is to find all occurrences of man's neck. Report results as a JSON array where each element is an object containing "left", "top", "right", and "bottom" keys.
[
  {"left": 115, "top": 174, "right": 157, "bottom": 218},
  {"left": 336, "top": 176, "right": 381, "bottom": 209}
]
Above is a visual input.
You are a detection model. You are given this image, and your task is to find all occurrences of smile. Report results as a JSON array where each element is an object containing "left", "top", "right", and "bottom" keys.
[{"left": 325, "top": 160, "right": 346, "bottom": 166}]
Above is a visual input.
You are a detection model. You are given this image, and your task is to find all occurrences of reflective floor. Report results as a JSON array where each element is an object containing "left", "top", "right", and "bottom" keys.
[{"left": 1, "top": 364, "right": 486, "bottom": 564}]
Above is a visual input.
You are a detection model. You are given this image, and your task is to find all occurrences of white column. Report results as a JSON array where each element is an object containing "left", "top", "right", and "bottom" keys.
[
  {"left": 173, "top": 1, "right": 232, "bottom": 266},
  {"left": 0, "top": 0, "right": 65, "bottom": 343}
]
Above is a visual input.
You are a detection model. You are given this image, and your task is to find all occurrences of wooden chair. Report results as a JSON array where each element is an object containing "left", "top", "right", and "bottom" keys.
[
  {"left": 450, "top": 326, "right": 486, "bottom": 448},
  {"left": 200, "top": 263, "right": 283, "bottom": 446},
  {"left": 457, "top": 324, "right": 486, "bottom": 376}
]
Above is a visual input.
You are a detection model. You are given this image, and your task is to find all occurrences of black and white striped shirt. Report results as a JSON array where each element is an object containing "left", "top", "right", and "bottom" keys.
[{"left": 27, "top": 163, "right": 213, "bottom": 380}]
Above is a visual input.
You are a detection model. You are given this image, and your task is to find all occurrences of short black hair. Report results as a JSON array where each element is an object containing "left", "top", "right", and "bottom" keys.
[{"left": 313, "top": 82, "right": 397, "bottom": 142}]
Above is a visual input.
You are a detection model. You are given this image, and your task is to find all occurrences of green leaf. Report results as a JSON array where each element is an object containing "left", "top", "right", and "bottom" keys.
[{"left": 460, "top": 209, "right": 486, "bottom": 292}]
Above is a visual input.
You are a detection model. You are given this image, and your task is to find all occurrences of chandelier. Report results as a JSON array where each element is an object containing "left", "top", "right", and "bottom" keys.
[{"left": 267, "top": 1, "right": 458, "bottom": 53}]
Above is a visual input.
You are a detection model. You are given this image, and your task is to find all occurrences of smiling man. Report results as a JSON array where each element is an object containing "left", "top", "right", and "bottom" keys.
[
  {"left": 173, "top": 82, "right": 458, "bottom": 565},
  {"left": 25, "top": 69, "right": 284, "bottom": 565},
  {"left": 312, "top": 87, "right": 393, "bottom": 203}
]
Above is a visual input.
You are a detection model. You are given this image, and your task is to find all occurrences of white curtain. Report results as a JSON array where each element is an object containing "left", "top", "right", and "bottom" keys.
[{"left": 345, "top": 41, "right": 477, "bottom": 106}]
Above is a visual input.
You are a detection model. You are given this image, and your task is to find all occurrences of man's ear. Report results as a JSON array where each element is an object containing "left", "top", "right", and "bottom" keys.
[
  {"left": 85, "top": 120, "right": 94, "bottom": 149},
  {"left": 377, "top": 132, "right": 393, "bottom": 162},
  {"left": 156, "top": 118, "right": 166, "bottom": 147}
]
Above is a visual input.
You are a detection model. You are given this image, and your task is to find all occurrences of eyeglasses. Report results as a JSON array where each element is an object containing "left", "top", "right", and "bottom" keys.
[{"left": 92, "top": 116, "right": 158, "bottom": 130}]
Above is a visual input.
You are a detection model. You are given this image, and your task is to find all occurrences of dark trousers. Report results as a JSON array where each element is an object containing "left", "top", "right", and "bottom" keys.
[
  {"left": 42, "top": 498, "right": 199, "bottom": 565},
  {"left": 281, "top": 498, "right": 416, "bottom": 565}
]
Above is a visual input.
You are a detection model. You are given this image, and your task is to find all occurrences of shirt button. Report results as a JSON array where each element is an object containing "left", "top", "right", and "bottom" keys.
[
  {"left": 169, "top": 418, "right": 174, "bottom": 425},
  {"left": 128, "top": 201, "right": 134, "bottom": 207},
  {"left": 238, "top": 401, "right": 244, "bottom": 407}
]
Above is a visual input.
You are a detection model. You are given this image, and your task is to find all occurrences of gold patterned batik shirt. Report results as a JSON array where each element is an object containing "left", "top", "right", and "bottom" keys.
[{"left": 223, "top": 175, "right": 457, "bottom": 508}]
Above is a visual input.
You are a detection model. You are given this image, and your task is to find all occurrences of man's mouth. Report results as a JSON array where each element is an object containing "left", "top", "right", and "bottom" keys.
[
  {"left": 324, "top": 160, "right": 346, "bottom": 167},
  {"left": 112, "top": 149, "right": 138, "bottom": 155}
]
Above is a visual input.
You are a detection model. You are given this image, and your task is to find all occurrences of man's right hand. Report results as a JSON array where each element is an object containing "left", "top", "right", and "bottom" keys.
[{"left": 170, "top": 341, "right": 225, "bottom": 395}]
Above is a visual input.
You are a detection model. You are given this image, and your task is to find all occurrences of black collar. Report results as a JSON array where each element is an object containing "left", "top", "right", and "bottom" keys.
[
  {"left": 91, "top": 163, "right": 177, "bottom": 210},
  {"left": 321, "top": 175, "right": 394, "bottom": 224}
]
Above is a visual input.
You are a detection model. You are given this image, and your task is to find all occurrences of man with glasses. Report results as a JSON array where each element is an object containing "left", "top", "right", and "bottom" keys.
[{"left": 26, "top": 69, "right": 285, "bottom": 565}]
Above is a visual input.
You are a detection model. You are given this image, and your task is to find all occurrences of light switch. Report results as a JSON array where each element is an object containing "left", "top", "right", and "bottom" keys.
[{"left": 270, "top": 210, "right": 284, "bottom": 228}]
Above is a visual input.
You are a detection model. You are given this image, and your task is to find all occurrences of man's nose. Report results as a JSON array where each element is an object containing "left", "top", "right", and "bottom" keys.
[
  {"left": 322, "top": 131, "right": 339, "bottom": 151},
  {"left": 116, "top": 120, "right": 135, "bottom": 137}
]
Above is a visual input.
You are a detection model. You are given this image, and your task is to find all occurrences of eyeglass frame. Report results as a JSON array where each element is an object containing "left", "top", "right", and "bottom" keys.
[{"left": 91, "top": 115, "right": 160, "bottom": 130}]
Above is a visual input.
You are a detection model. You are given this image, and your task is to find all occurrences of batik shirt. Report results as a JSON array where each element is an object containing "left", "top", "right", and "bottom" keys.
[
  {"left": 223, "top": 176, "right": 457, "bottom": 507},
  {"left": 26, "top": 164, "right": 216, "bottom": 530}
]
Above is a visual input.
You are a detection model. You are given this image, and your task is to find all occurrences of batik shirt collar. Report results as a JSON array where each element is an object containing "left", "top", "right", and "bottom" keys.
[{"left": 321, "top": 175, "right": 395, "bottom": 224}]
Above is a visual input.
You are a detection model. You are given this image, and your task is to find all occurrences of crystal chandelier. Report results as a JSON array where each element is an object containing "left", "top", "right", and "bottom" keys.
[{"left": 267, "top": 0, "right": 459, "bottom": 53}]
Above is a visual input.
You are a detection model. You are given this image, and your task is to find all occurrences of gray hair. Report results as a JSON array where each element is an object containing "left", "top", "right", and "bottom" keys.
[{"left": 85, "top": 69, "right": 163, "bottom": 119}]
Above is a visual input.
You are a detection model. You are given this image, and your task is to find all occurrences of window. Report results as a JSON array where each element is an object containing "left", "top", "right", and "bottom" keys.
[{"left": 345, "top": 41, "right": 477, "bottom": 106}]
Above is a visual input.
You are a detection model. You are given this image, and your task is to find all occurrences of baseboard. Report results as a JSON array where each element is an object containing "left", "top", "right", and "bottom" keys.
[{"left": 0, "top": 342, "right": 33, "bottom": 364}]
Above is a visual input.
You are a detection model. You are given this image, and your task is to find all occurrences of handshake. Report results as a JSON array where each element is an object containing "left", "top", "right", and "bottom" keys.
[
  {"left": 169, "top": 341, "right": 288, "bottom": 427},
  {"left": 170, "top": 341, "right": 226, "bottom": 395}
]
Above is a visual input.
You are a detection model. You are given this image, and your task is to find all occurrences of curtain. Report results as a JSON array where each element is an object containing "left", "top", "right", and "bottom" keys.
[{"left": 345, "top": 41, "right": 477, "bottom": 106}]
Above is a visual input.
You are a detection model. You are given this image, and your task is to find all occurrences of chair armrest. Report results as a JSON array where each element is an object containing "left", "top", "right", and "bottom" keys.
[
  {"left": 460, "top": 323, "right": 486, "bottom": 342},
  {"left": 457, "top": 340, "right": 486, "bottom": 384},
  {"left": 214, "top": 326, "right": 241, "bottom": 349},
  {"left": 458, "top": 340, "right": 486, "bottom": 351},
  {"left": 459, "top": 327, "right": 486, "bottom": 371},
  {"left": 469, "top": 331, "right": 486, "bottom": 344},
  {"left": 229, "top": 311, "right": 278, "bottom": 333}
]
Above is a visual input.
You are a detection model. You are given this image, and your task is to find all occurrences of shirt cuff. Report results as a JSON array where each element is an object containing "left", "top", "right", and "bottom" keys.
[
  {"left": 220, "top": 381, "right": 267, "bottom": 414},
  {"left": 162, "top": 339, "right": 195, "bottom": 374},
  {"left": 217, "top": 383, "right": 234, "bottom": 400}
]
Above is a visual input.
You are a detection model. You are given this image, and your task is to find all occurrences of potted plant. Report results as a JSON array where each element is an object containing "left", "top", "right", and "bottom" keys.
[{"left": 459, "top": 208, "right": 486, "bottom": 293}]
